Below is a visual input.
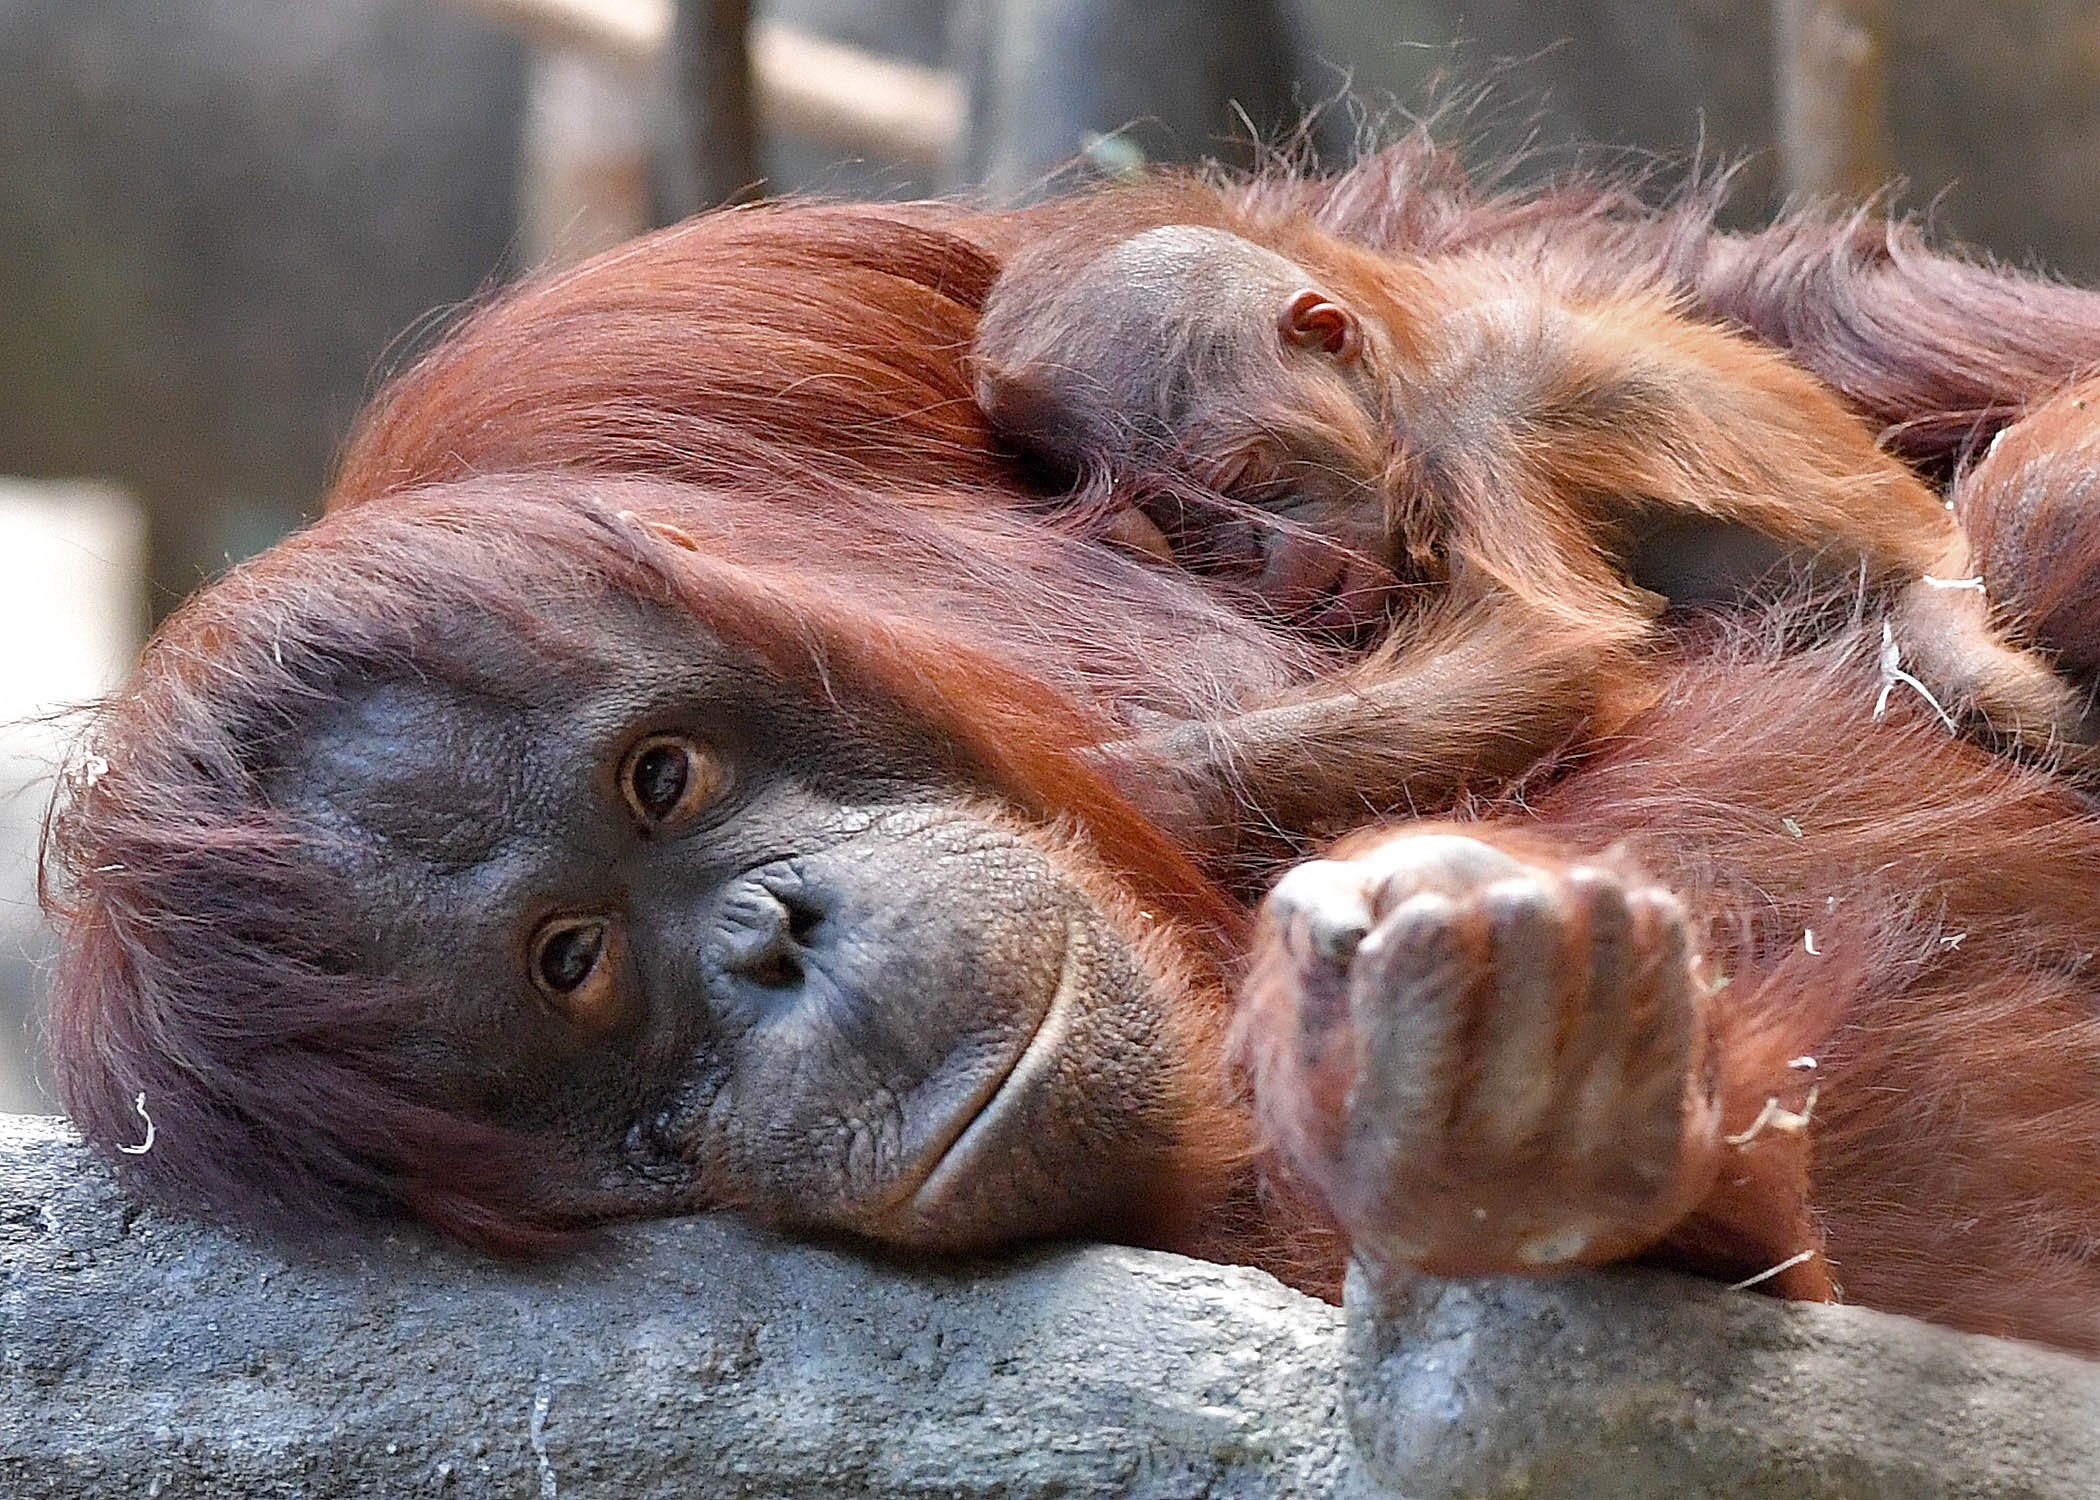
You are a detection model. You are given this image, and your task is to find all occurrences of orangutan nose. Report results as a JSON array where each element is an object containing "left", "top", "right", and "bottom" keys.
[{"left": 715, "top": 873, "right": 829, "bottom": 989}]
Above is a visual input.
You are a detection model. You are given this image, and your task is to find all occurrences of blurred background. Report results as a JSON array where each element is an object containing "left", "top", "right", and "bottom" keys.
[{"left": 3, "top": 0, "right": 2100, "bottom": 1111}]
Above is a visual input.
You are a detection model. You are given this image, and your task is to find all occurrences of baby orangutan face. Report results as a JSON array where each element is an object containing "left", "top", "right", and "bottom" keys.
[{"left": 973, "top": 225, "right": 1402, "bottom": 629}]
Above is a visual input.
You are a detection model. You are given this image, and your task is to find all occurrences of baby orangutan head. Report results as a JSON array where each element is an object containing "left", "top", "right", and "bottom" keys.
[{"left": 973, "top": 224, "right": 1401, "bottom": 626}]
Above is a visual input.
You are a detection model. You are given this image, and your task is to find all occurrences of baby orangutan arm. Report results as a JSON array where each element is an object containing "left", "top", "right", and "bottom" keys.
[
  {"left": 1090, "top": 591, "right": 1654, "bottom": 859},
  {"left": 977, "top": 220, "right": 2095, "bottom": 763},
  {"left": 1396, "top": 270, "right": 2094, "bottom": 760}
]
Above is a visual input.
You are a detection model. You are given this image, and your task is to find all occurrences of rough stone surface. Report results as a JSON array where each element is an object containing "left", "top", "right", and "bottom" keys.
[
  {"left": 1346, "top": 1261, "right": 2100, "bottom": 1500},
  {"left": 0, "top": 1114, "right": 1352, "bottom": 1498},
  {"left": 5, "top": 1111, "right": 2098, "bottom": 1498}
]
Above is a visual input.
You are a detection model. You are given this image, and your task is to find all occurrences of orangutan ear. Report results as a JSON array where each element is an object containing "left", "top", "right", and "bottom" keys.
[{"left": 1278, "top": 290, "right": 1362, "bottom": 363}]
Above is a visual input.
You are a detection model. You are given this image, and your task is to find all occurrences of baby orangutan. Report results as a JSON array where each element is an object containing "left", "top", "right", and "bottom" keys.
[{"left": 973, "top": 218, "right": 2093, "bottom": 769}]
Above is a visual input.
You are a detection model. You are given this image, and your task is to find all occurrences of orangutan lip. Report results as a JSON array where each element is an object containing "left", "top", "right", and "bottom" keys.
[{"left": 900, "top": 918, "right": 1082, "bottom": 1217}]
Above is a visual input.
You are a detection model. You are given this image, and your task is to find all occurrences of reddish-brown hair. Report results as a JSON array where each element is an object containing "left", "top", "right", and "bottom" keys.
[
  {"left": 1239, "top": 133, "right": 2100, "bottom": 470},
  {"left": 48, "top": 474, "right": 1265, "bottom": 1249},
  {"left": 44, "top": 147, "right": 2100, "bottom": 1352},
  {"left": 333, "top": 204, "right": 1009, "bottom": 507}
]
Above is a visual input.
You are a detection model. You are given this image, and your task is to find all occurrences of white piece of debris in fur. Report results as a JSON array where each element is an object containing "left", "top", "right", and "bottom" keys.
[
  {"left": 1874, "top": 621, "right": 1960, "bottom": 733},
  {"left": 116, "top": 1091, "right": 155, "bottom": 1155},
  {"left": 1729, "top": 1247, "right": 1819, "bottom": 1291},
  {"left": 1726, "top": 1086, "right": 1820, "bottom": 1146}
]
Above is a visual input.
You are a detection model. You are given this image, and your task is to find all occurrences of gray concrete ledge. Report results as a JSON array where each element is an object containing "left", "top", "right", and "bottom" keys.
[
  {"left": 3, "top": 1113, "right": 2095, "bottom": 1498},
  {"left": 1347, "top": 1263, "right": 2100, "bottom": 1499}
]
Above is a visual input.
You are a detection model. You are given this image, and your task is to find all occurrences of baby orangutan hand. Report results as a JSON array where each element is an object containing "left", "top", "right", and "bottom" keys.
[{"left": 1240, "top": 830, "right": 1725, "bottom": 1276}]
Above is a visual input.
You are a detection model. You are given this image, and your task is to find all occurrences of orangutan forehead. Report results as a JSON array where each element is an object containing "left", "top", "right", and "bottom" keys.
[{"left": 281, "top": 677, "right": 558, "bottom": 875}]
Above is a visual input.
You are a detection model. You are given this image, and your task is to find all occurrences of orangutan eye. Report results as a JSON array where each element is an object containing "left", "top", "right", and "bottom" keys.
[
  {"left": 620, "top": 734, "right": 724, "bottom": 829},
  {"left": 533, "top": 920, "right": 606, "bottom": 995},
  {"left": 527, "top": 917, "right": 627, "bottom": 1027}
]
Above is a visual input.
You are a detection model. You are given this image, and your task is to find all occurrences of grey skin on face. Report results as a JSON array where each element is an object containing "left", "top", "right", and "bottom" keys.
[{"left": 279, "top": 619, "right": 1212, "bottom": 1253}]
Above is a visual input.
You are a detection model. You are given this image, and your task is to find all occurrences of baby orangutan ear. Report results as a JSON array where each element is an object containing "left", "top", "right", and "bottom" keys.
[{"left": 1279, "top": 290, "right": 1362, "bottom": 363}]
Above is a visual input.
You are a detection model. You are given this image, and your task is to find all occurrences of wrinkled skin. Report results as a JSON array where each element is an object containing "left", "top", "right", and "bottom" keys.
[
  {"left": 1250, "top": 833, "right": 1722, "bottom": 1277},
  {"left": 271, "top": 599, "right": 1220, "bottom": 1253}
]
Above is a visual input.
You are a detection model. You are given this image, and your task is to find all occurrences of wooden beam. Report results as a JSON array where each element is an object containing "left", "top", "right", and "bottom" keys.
[
  {"left": 519, "top": 44, "right": 656, "bottom": 265},
  {"left": 670, "top": 0, "right": 759, "bottom": 206},
  {"left": 748, "top": 18, "right": 961, "bottom": 170},
  {"left": 452, "top": 0, "right": 671, "bottom": 68},
  {"left": 451, "top": 0, "right": 962, "bottom": 169},
  {"left": 1773, "top": 0, "right": 1892, "bottom": 201}
]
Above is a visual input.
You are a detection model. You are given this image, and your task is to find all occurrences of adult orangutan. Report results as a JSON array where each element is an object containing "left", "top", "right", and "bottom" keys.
[{"left": 44, "top": 141, "right": 2100, "bottom": 1355}]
